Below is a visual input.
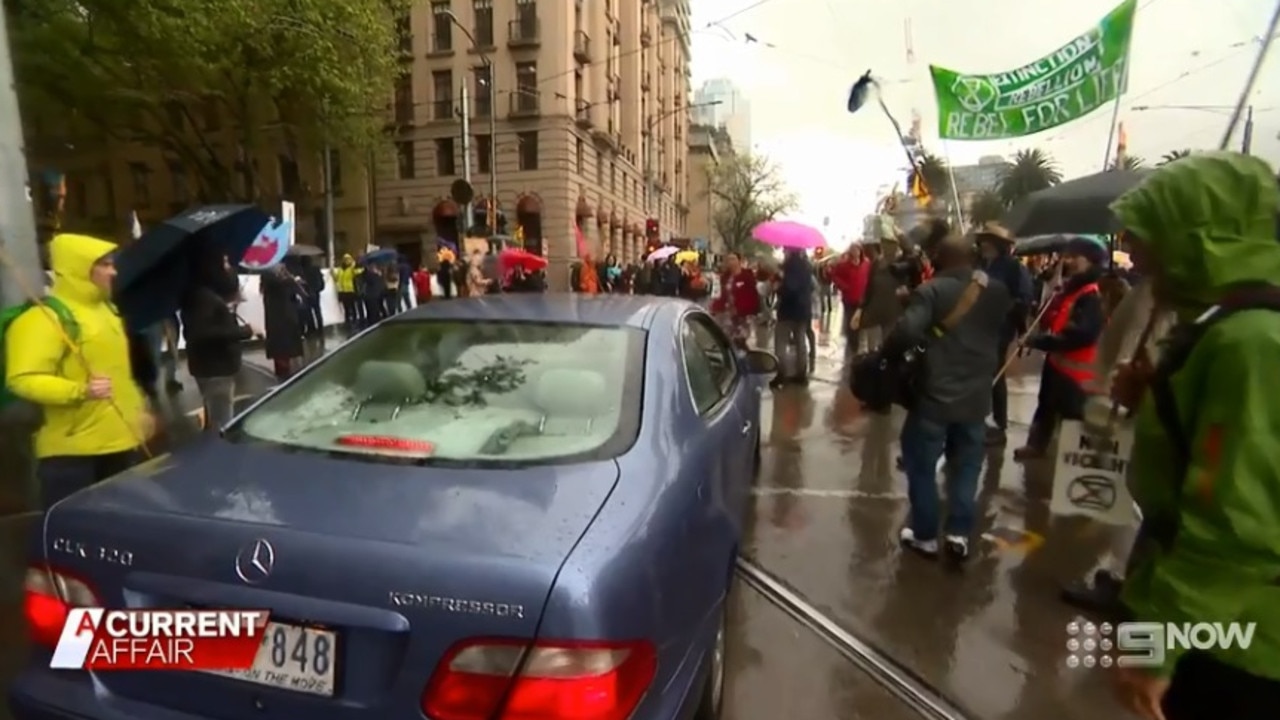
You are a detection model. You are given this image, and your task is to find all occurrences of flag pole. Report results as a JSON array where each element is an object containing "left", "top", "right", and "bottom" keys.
[
  {"left": 1100, "top": 63, "right": 1128, "bottom": 170},
  {"left": 940, "top": 140, "right": 967, "bottom": 229},
  {"left": 1219, "top": 0, "right": 1280, "bottom": 150}
]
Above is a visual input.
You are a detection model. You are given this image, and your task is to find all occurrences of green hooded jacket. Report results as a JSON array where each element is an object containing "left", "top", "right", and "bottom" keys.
[{"left": 1109, "top": 151, "right": 1280, "bottom": 680}]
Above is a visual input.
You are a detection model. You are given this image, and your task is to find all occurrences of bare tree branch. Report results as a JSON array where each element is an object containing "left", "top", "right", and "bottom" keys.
[{"left": 707, "top": 152, "right": 796, "bottom": 256}]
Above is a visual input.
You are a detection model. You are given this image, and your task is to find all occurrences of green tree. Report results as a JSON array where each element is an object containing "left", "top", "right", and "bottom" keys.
[
  {"left": 997, "top": 148, "right": 1062, "bottom": 207},
  {"left": 709, "top": 152, "right": 797, "bottom": 256},
  {"left": 966, "top": 189, "right": 1006, "bottom": 228},
  {"left": 12, "top": 0, "right": 408, "bottom": 201},
  {"left": 1159, "top": 149, "right": 1193, "bottom": 165}
]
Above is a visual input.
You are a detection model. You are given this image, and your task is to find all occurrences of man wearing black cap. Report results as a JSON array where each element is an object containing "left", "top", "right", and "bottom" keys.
[
  {"left": 1014, "top": 237, "right": 1107, "bottom": 460},
  {"left": 977, "top": 223, "right": 1034, "bottom": 446}
]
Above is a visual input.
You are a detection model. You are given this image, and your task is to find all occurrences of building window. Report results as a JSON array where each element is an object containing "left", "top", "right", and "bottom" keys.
[
  {"left": 167, "top": 160, "right": 189, "bottom": 206},
  {"left": 129, "top": 162, "right": 150, "bottom": 205},
  {"left": 278, "top": 154, "right": 301, "bottom": 197},
  {"left": 517, "top": 131, "right": 538, "bottom": 171},
  {"left": 472, "top": 0, "right": 494, "bottom": 46},
  {"left": 326, "top": 148, "right": 343, "bottom": 197},
  {"left": 475, "top": 134, "right": 491, "bottom": 174},
  {"left": 431, "top": 2, "right": 452, "bottom": 52},
  {"left": 201, "top": 96, "right": 220, "bottom": 131},
  {"left": 575, "top": 138, "right": 584, "bottom": 174},
  {"left": 435, "top": 137, "right": 456, "bottom": 176},
  {"left": 432, "top": 70, "right": 453, "bottom": 120},
  {"left": 609, "top": 162, "right": 615, "bottom": 193},
  {"left": 394, "top": 72, "right": 413, "bottom": 123},
  {"left": 515, "top": 61, "right": 537, "bottom": 93},
  {"left": 596, "top": 149, "right": 604, "bottom": 184},
  {"left": 395, "top": 14, "right": 412, "bottom": 54},
  {"left": 473, "top": 65, "right": 492, "bottom": 117},
  {"left": 514, "top": 61, "right": 537, "bottom": 113},
  {"left": 516, "top": 0, "right": 537, "bottom": 31},
  {"left": 395, "top": 141, "right": 415, "bottom": 179}
]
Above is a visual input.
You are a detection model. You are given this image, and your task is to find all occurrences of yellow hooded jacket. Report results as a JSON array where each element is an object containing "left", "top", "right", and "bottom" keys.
[
  {"left": 331, "top": 255, "right": 362, "bottom": 293},
  {"left": 4, "top": 234, "right": 147, "bottom": 458}
]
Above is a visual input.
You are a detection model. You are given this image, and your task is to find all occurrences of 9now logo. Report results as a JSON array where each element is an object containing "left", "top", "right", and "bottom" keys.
[{"left": 1065, "top": 620, "right": 1257, "bottom": 669}]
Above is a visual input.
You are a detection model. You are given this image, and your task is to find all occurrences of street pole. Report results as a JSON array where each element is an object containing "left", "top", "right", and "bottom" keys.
[
  {"left": 322, "top": 143, "right": 336, "bottom": 262},
  {"left": 0, "top": 3, "right": 42, "bottom": 658},
  {"left": 487, "top": 60, "right": 497, "bottom": 235},
  {"left": 442, "top": 12, "right": 498, "bottom": 237},
  {"left": 1220, "top": 0, "right": 1280, "bottom": 150},
  {"left": 1242, "top": 104, "right": 1254, "bottom": 154},
  {"left": 460, "top": 82, "right": 472, "bottom": 183},
  {"left": 0, "top": 20, "right": 41, "bottom": 307}
]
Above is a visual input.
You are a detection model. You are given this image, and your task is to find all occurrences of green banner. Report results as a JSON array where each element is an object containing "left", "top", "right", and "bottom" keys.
[{"left": 930, "top": 0, "right": 1136, "bottom": 140}]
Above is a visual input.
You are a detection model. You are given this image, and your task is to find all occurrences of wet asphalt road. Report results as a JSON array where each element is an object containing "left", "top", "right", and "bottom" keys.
[{"left": 1, "top": 320, "right": 1133, "bottom": 720}]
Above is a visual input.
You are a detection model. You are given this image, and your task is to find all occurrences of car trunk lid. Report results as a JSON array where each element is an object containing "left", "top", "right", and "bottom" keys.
[{"left": 39, "top": 440, "right": 619, "bottom": 718}]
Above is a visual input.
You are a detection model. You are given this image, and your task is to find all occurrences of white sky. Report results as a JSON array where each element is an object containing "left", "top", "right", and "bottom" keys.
[{"left": 689, "top": 0, "right": 1279, "bottom": 248}]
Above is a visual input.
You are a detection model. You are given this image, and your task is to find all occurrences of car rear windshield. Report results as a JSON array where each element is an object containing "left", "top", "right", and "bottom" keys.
[{"left": 228, "top": 321, "right": 645, "bottom": 466}]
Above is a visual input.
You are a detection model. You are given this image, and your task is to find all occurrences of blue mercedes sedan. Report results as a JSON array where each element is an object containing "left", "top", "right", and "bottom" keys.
[{"left": 13, "top": 294, "right": 776, "bottom": 720}]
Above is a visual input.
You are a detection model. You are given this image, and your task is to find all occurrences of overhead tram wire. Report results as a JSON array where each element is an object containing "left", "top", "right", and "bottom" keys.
[
  {"left": 530, "top": 0, "right": 788, "bottom": 89},
  {"left": 1040, "top": 42, "right": 1258, "bottom": 146}
]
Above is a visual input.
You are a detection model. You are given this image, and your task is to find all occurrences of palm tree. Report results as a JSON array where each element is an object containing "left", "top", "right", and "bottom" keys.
[
  {"left": 997, "top": 149, "right": 1063, "bottom": 207},
  {"left": 967, "top": 190, "right": 1006, "bottom": 228},
  {"left": 913, "top": 151, "right": 951, "bottom": 204},
  {"left": 1108, "top": 155, "right": 1145, "bottom": 171},
  {"left": 1159, "top": 149, "right": 1192, "bottom": 165}
]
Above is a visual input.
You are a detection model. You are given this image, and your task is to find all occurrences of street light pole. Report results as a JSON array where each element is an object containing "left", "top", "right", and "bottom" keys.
[
  {"left": 644, "top": 100, "right": 720, "bottom": 237},
  {"left": 445, "top": 11, "right": 498, "bottom": 233}
]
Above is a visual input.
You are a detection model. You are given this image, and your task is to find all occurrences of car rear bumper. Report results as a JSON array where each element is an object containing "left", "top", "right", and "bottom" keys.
[{"left": 10, "top": 671, "right": 208, "bottom": 720}]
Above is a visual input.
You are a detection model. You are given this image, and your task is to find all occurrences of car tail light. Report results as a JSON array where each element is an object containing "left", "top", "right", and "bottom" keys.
[
  {"left": 24, "top": 565, "right": 99, "bottom": 648},
  {"left": 421, "top": 638, "right": 657, "bottom": 720}
]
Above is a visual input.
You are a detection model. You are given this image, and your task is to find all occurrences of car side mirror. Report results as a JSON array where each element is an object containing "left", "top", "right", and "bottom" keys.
[{"left": 742, "top": 349, "right": 778, "bottom": 375}]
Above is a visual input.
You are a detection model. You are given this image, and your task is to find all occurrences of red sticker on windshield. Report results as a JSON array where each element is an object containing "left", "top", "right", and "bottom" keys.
[{"left": 336, "top": 435, "right": 435, "bottom": 454}]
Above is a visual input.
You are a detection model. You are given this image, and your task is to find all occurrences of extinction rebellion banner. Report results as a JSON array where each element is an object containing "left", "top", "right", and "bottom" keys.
[{"left": 930, "top": 0, "right": 1136, "bottom": 140}]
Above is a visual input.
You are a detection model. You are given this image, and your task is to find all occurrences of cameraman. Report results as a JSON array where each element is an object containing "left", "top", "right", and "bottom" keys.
[{"left": 888, "top": 235, "right": 1011, "bottom": 561}]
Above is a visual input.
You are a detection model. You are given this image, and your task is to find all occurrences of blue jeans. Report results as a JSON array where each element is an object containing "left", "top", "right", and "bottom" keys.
[{"left": 899, "top": 413, "right": 986, "bottom": 540}]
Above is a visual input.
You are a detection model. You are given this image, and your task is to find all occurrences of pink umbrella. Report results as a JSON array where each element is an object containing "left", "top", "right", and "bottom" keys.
[{"left": 752, "top": 220, "right": 828, "bottom": 250}]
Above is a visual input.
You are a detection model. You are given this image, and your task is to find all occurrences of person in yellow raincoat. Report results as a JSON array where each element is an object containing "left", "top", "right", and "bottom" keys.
[
  {"left": 4, "top": 233, "right": 154, "bottom": 508},
  {"left": 331, "top": 253, "right": 363, "bottom": 328}
]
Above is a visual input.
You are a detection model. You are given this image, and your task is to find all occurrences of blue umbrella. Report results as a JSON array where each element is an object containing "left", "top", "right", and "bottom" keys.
[
  {"left": 114, "top": 204, "right": 271, "bottom": 329},
  {"left": 361, "top": 248, "right": 398, "bottom": 265}
]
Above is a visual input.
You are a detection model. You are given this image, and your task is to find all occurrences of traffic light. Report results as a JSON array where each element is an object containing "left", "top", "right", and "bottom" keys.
[{"left": 645, "top": 218, "right": 659, "bottom": 240}]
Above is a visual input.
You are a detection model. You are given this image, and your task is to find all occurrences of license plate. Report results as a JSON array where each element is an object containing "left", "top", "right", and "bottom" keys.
[{"left": 202, "top": 621, "right": 338, "bottom": 697}]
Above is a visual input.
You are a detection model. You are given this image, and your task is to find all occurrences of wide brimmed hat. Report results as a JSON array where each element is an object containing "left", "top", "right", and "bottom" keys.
[{"left": 975, "top": 222, "right": 1015, "bottom": 244}]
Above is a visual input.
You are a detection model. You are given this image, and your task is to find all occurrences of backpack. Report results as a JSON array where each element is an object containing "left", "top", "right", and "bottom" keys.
[
  {"left": 1145, "top": 283, "right": 1280, "bottom": 555},
  {"left": 850, "top": 275, "right": 985, "bottom": 412},
  {"left": 0, "top": 297, "right": 80, "bottom": 409}
]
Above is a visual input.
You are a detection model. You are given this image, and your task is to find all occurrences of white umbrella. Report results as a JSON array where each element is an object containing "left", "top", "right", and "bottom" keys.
[{"left": 646, "top": 246, "right": 678, "bottom": 262}]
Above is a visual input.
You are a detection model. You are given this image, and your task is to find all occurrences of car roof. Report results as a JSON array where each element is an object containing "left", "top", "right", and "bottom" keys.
[{"left": 387, "top": 292, "right": 700, "bottom": 330}]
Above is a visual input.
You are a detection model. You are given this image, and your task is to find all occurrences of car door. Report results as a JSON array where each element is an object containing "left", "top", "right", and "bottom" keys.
[{"left": 682, "top": 314, "right": 752, "bottom": 537}]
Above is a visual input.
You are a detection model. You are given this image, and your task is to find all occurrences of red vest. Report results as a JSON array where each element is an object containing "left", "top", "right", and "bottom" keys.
[{"left": 1046, "top": 282, "right": 1100, "bottom": 387}]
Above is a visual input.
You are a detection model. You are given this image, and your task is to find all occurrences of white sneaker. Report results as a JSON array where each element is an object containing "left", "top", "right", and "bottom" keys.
[
  {"left": 944, "top": 535, "right": 970, "bottom": 561},
  {"left": 899, "top": 527, "right": 938, "bottom": 557}
]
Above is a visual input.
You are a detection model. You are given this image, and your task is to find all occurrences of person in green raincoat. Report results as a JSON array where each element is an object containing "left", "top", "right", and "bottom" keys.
[{"left": 1107, "top": 151, "right": 1280, "bottom": 720}]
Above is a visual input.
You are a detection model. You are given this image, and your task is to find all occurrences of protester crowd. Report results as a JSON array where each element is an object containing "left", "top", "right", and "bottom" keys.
[{"left": 1, "top": 151, "right": 1276, "bottom": 719}]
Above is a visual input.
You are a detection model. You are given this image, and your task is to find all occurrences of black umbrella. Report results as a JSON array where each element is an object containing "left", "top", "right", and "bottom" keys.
[
  {"left": 1003, "top": 169, "right": 1150, "bottom": 237},
  {"left": 114, "top": 204, "right": 271, "bottom": 329}
]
